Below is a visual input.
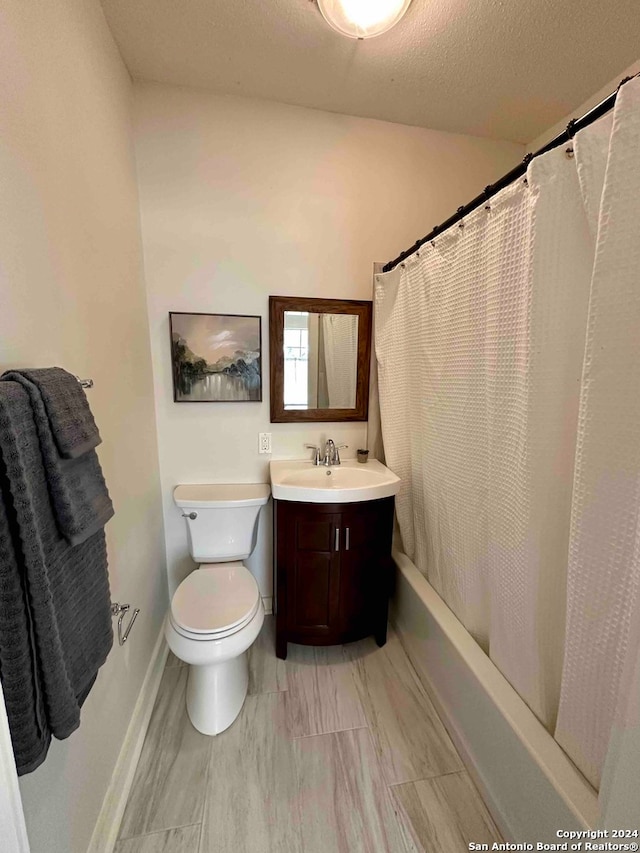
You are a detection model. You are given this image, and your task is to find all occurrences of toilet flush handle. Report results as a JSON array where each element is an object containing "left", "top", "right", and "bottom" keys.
[{"left": 182, "top": 511, "right": 198, "bottom": 520}]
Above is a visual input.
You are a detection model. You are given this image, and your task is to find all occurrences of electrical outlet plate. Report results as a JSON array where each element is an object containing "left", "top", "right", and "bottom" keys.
[{"left": 259, "top": 432, "right": 272, "bottom": 454}]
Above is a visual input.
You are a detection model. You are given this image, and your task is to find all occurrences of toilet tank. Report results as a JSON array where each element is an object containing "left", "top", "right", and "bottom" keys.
[{"left": 174, "top": 484, "right": 270, "bottom": 563}]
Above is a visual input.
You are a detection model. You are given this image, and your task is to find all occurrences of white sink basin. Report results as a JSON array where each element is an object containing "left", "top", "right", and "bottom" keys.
[{"left": 270, "top": 458, "right": 401, "bottom": 503}]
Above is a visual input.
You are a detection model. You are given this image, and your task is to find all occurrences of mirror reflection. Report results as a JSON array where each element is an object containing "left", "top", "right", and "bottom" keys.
[{"left": 283, "top": 311, "right": 359, "bottom": 410}]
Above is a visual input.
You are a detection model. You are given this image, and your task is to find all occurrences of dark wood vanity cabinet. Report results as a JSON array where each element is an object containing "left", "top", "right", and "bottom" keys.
[{"left": 273, "top": 497, "right": 395, "bottom": 659}]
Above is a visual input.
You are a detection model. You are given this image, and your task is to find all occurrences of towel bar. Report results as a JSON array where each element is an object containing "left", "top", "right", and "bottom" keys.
[
  {"left": 75, "top": 377, "right": 94, "bottom": 389},
  {"left": 110, "top": 602, "right": 140, "bottom": 646}
]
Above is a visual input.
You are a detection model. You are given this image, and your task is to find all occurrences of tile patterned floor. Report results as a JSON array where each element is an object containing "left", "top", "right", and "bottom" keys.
[{"left": 116, "top": 618, "right": 501, "bottom": 853}]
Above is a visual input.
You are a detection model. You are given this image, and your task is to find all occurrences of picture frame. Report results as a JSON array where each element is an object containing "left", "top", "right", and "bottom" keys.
[{"left": 169, "top": 311, "right": 262, "bottom": 403}]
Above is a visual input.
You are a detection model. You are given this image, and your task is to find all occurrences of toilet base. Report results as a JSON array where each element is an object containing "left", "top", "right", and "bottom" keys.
[
  {"left": 186, "top": 652, "right": 249, "bottom": 735},
  {"left": 165, "top": 597, "right": 265, "bottom": 736}
]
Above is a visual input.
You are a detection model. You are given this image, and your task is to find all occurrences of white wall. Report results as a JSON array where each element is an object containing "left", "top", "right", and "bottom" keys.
[
  {"left": 0, "top": 2, "right": 166, "bottom": 851},
  {"left": 527, "top": 59, "right": 640, "bottom": 151},
  {"left": 133, "top": 82, "right": 523, "bottom": 599}
]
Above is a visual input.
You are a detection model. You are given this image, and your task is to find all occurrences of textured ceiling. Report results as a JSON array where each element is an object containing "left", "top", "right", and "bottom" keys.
[{"left": 100, "top": 0, "right": 640, "bottom": 143}]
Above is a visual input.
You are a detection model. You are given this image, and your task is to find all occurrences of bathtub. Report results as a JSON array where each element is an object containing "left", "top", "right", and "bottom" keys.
[{"left": 390, "top": 549, "right": 599, "bottom": 843}]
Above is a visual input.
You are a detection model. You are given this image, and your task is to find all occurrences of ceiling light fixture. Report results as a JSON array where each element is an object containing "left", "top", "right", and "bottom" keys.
[{"left": 317, "top": 0, "right": 412, "bottom": 40}]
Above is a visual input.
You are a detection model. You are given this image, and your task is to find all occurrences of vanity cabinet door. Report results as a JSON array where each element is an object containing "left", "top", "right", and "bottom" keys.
[
  {"left": 339, "top": 501, "right": 394, "bottom": 642},
  {"left": 280, "top": 505, "right": 341, "bottom": 638}
]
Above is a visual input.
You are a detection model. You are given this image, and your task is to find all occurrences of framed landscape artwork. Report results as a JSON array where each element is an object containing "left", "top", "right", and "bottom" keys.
[{"left": 169, "top": 312, "right": 262, "bottom": 402}]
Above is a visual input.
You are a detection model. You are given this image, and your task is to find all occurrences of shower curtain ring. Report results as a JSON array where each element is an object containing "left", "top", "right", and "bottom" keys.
[
  {"left": 566, "top": 118, "right": 577, "bottom": 139},
  {"left": 522, "top": 154, "right": 533, "bottom": 188}
]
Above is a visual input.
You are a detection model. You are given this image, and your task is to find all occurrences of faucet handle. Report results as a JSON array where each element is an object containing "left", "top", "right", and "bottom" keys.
[
  {"left": 334, "top": 444, "right": 348, "bottom": 465},
  {"left": 304, "top": 444, "right": 322, "bottom": 465}
]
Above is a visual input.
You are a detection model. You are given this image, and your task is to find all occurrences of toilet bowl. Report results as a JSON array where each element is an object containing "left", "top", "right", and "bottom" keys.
[{"left": 166, "top": 484, "right": 270, "bottom": 735}]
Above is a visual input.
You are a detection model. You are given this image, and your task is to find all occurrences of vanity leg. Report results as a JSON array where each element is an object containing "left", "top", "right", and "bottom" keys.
[
  {"left": 375, "top": 599, "right": 389, "bottom": 647},
  {"left": 276, "top": 631, "right": 288, "bottom": 660}
]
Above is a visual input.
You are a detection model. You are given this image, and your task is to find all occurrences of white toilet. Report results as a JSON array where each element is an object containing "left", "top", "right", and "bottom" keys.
[{"left": 165, "top": 483, "right": 270, "bottom": 735}]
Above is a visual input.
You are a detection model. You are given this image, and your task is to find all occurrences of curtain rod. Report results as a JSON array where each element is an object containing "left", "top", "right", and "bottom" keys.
[{"left": 382, "top": 73, "right": 639, "bottom": 273}]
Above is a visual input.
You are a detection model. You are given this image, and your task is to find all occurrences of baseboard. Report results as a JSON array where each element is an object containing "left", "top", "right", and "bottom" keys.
[
  {"left": 86, "top": 624, "right": 169, "bottom": 853},
  {"left": 262, "top": 596, "right": 273, "bottom": 616}
]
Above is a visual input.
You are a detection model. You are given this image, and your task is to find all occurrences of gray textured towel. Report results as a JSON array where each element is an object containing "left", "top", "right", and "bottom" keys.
[
  {"left": 0, "top": 382, "right": 113, "bottom": 774},
  {"left": 3, "top": 372, "right": 114, "bottom": 546},
  {"left": 0, "top": 462, "right": 50, "bottom": 774},
  {"left": 1, "top": 368, "right": 101, "bottom": 459}
]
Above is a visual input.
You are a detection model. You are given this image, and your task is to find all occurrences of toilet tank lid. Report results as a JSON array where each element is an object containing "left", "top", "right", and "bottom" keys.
[{"left": 173, "top": 483, "right": 271, "bottom": 508}]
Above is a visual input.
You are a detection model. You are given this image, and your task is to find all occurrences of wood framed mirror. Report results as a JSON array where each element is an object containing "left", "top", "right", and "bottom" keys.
[{"left": 269, "top": 295, "right": 372, "bottom": 423}]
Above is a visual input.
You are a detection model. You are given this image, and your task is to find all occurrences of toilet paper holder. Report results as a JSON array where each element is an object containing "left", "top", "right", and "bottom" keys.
[{"left": 111, "top": 602, "right": 140, "bottom": 646}]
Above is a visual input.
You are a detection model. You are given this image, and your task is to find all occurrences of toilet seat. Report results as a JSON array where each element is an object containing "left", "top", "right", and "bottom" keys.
[
  {"left": 171, "top": 562, "right": 260, "bottom": 638},
  {"left": 169, "top": 599, "right": 260, "bottom": 641}
]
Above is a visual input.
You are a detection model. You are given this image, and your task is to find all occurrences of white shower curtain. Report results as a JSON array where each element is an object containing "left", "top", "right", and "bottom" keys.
[
  {"left": 554, "top": 76, "right": 640, "bottom": 789},
  {"left": 375, "top": 75, "right": 640, "bottom": 787}
]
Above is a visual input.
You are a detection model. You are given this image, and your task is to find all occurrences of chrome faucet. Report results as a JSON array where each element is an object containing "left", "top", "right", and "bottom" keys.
[
  {"left": 323, "top": 438, "right": 348, "bottom": 466},
  {"left": 304, "top": 439, "right": 348, "bottom": 466}
]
